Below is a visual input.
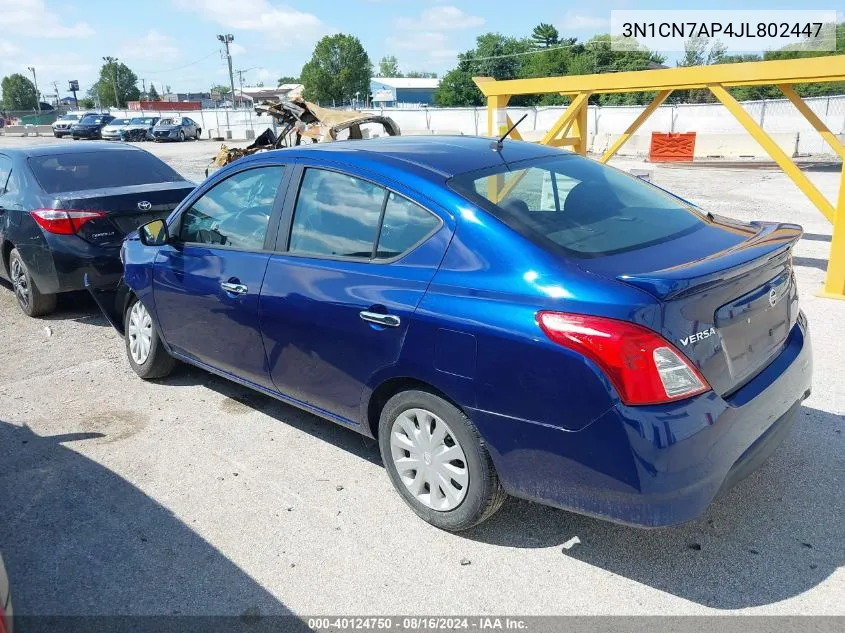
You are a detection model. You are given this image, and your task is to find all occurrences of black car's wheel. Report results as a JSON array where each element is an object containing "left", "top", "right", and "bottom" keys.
[
  {"left": 378, "top": 389, "right": 506, "bottom": 532},
  {"left": 8, "top": 248, "right": 56, "bottom": 317},
  {"left": 72, "top": 136, "right": 79, "bottom": 140},
  {"left": 124, "top": 297, "right": 175, "bottom": 380},
  {"left": 178, "top": 130, "right": 185, "bottom": 142}
]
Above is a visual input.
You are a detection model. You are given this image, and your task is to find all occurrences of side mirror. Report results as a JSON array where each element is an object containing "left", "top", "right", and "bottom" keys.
[{"left": 138, "top": 219, "right": 169, "bottom": 246}]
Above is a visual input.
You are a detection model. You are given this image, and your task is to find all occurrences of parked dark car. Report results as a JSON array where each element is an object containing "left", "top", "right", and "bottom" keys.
[
  {"left": 152, "top": 117, "right": 201, "bottom": 142},
  {"left": 120, "top": 116, "right": 160, "bottom": 142},
  {"left": 90, "top": 136, "right": 812, "bottom": 532},
  {"left": 70, "top": 114, "right": 114, "bottom": 140},
  {"left": 0, "top": 143, "right": 194, "bottom": 316}
]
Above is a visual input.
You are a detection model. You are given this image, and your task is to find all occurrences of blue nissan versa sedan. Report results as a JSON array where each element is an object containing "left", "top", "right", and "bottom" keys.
[{"left": 89, "top": 136, "right": 812, "bottom": 532}]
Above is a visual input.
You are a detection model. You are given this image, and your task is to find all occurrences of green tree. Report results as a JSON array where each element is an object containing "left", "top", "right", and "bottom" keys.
[
  {"left": 96, "top": 60, "right": 140, "bottom": 108},
  {"left": 405, "top": 71, "right": 437, "bottom": 78},
  {"left": 531, "top": 23, "right": 560, "bottom": 48},
  {"left": 211, "top": 84, "right": 231, "bottom": 97},
  {"left": 434, "top": 65, "right": 484, "bottom": 106},
  {"left": 277, "top": 76, "right": 300, "bottom": 86},
  {"left": 378, "top": 55, "right": 400, "bottom": 77},
  {"left": 147, "top": 83, "right": 159, "bottom": 100},
  {"left": 80, "top": 97, "right": 95, "bottom": 109},
  {"left": 300, "top": 34, "right": 371, "bottom": 105},
  {"left": 1, "top": 73, "right": 38, "bottom": 110}
]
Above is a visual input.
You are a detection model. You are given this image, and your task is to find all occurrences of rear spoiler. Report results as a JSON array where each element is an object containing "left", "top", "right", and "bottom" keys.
[{"left": 617, "top": 222, "right": 802, "bottom": 300}]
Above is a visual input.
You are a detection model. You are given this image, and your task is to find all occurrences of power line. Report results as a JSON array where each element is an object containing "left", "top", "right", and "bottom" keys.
[{"left": 137, "top": 50, "right": 220, "bottom": 74}]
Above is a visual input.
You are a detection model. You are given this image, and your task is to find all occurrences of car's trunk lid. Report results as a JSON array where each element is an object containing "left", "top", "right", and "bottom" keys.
[
  {"left": 578, "top": 219, "right": 802, "bottom": 396},
  {"left": 51, "top": 182, "right": 194, "bottom": 248}
]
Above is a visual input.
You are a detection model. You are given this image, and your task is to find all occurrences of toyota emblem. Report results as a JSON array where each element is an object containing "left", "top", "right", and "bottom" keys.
[
  {"left": 768, "top": 288, "right": 778, "bottom": 307},
  {"left": 137, "top": 201, "right": 152, "bottom": 211}
]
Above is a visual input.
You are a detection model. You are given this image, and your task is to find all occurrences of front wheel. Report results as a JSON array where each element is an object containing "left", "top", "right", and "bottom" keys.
[
  {"left": 378, "top": 390, "right": 506, "bottom": 532},
  {"left": 125, "top": 297, "right": 175, "bottom": 380},
  {"left": 8, "top": 248, "right": 56, "bottom": 317},
  {"left": 178, "top": 130, "right": 185, "bottom": 142}
]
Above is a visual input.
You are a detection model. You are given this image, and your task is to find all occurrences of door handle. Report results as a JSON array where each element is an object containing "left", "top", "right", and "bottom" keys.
[
  {"left": 220, "top": 281, "right": 248, "bottom": 295},
  {"left": 359, "top": 311, "right": 401, "bottom": 328}
]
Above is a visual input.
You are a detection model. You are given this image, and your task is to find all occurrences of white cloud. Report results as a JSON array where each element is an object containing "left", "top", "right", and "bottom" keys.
[
  {"left": 0, "top": 52, "right": 95, "bottom": 79},
  {"left": 0, "top": 41, "right": 20, "bottom": 56},
  {"left": 174, "top": 0, "right": 329, "bottom": 45},
  {"left": 560, "top": 11, "right": 609, "bottom": 31},
  {"left": 394, "top": 5, "right": 484, "bottom": 31},
  {"left": 386, "top": 31, "right": 459, "bottom": 67},
  {"left": 229, "top": 42, "right": 247, "bottom": 56},
  {"left": 119, "top": 30, "right": 180, "bottom": 62},
  {"left": 0, "top": 0, "right": 94, "bottom": 37}
]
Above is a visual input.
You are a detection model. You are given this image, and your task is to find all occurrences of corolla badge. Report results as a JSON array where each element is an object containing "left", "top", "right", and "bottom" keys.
[
  {"left": 137, "top": 201, "right": 152, "bottom": 211},
  {"left": 769, "top": 288, "right": 778, "bottom": 307}
]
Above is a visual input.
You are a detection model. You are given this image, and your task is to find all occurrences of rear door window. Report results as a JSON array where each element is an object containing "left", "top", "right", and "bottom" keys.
[
  {"left": 375, "top": 192, "right": 441, "bottom": 259},
  {"left": 289, "top": 168, "right": 385, "bottom": 259},
  {"left": 451, "top": 156, "right": 706, "bottom": 258},
  {"left": 179, "top": 166, "right": 284, "bottom": 250},
  {"left": 0, "top": 155, "right": 10, "bottom": 193}
]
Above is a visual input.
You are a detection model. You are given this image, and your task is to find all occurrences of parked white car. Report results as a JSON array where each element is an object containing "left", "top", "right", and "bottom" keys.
[
  {"left": 52, "top": 111, "right": 96, "bottom": 138},
  {"left": 101, "top": 117, "right": 132, "bottom": 140}
]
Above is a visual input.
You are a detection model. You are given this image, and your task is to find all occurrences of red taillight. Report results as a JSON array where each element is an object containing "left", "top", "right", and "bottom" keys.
[
  {"left": 536, "top": 311, "right": 710, "bottom": 406},
  {"left": 31, "top": 208, "right": 106, "bottom": 235}
]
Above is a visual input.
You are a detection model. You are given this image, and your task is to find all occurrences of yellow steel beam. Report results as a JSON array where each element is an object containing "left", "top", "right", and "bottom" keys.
[
  {"left": 570, "top": 93, "right": 589, "bottom": 156},
  {"left": 486, "top": 93, "right": 510, "bottom": 137},
  {"left": 819, "top": 166, "right": 845, "bottom": 300},
  {"left": 540, "top": 92, "right": 590, "bottom": 146},
  {"left": 778, "top": 84, "right": 845, "bottom": 160},
  {"left": 474, "top": 55, "right": 845, "bottom": 96},
  {"left": 600, "top": 90, "right": 673, "bottom": 163},
  {"left": 709, "top": 83, "right": 836, "bottom": 223},
  {"left": 505, "top": 115, "right": 523, "bottom": 141}
]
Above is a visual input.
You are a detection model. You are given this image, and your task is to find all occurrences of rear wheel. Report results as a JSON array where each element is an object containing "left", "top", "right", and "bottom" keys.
[
  {"left": 378, "top": 390, "right": 506, "bottom": 532},
  {"left": 195, "top": 128, "right": 201, "bottom": 140},
  {"left": 124, "top": 297, "right": 175, "bottom": 379},
  {"left": 8, "top": 248, "right": 56, "bottom": 317}
]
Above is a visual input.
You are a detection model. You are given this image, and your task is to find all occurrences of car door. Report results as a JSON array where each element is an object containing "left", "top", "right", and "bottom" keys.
[
  {"left": 0, "top": 154, "right": 14, "bottom": 279},
  {"left": 183, "top": 118, "right": 195, "bottom": 136},
  {"left": 153, "top": 163, "right": 290, "bottom": 388},
  {"left": 259, "top": 163, "right": 453, "bottom": 424}
]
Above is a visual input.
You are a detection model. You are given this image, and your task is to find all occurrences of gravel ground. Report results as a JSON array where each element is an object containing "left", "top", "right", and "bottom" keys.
[{"left": 0, "top": 135, "right": 843, "bottom": 618}]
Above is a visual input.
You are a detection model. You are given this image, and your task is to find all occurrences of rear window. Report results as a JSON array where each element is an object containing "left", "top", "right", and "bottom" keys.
[
  {"left": 449, "top": 155, "right": 706, "bottom": 258},
  {"left": 79, "top": 115, "right": 107, "bottom": 125},
  {"left": 28, "top": 151, "right": 185, "bottom": 194}
]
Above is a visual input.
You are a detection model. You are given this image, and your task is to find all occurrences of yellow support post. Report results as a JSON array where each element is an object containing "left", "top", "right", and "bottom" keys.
[
  {"left": 504, "top": 115, "right": 523, "bottom": 141},
  {"left": 778, "top": 84, "right": 845, "bottom": 160},
  {"left": 570, "top": 94, "right": 589, "bottom": 156},
  {"left": 709, "top": 83, "right": 836, "bottom": 223},
  {"left": 819, "top": 166, "right": 845, "bottom": 300},
  {"left": 486, "top": 94, "right": 510, "bottom": 137},
  {"left": 540, "top": 92, "right": 590, "bottom": 146},
  {"left": 600, "top": 90, "right": 673, "bottom": 163}
]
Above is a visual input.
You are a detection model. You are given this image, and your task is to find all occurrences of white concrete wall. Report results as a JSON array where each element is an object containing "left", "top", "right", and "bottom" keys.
[{"left": 105, "top": 94, "right": 845, "bottom": 158}]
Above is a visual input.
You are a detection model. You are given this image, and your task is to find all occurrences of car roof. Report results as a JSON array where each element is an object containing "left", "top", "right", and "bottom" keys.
[
  {"left": 1, "top": 142, "right": 145, "bottom": 158},
  {"left": 247, "top": 135, "right": 563, "bottom": 179}
]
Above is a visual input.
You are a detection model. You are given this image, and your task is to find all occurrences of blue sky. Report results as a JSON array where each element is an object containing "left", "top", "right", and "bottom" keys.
[{"left": 0, "top": 0, "right": 840, "bottom": 98}]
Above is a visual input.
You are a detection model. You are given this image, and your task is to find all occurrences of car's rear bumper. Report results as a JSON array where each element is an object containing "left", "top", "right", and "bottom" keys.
[
  {"left": 469, "top": 315, "right": 813, "bottom": 527},
  {"left": 23, "top": 234, "right": 122, "bottom": 295}
]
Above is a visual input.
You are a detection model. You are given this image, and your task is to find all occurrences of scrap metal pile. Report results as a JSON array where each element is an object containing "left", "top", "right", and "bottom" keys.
[{"left": 212, "top": 98, "right": 400, "bottom": 167}]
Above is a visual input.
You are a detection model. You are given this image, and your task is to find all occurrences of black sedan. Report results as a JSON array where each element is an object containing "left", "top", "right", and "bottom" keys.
[
  {"left": 0, "top": 143, "right": 194, "bottom": 316},
  {"left": 70, "top": 114, "right": 114, "bottom": 140}
]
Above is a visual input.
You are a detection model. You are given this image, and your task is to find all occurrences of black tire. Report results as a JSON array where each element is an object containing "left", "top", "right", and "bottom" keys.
[
  {"left": 72, "top": 136, "right": 79, "bottom": 140},
  {"left": 178, "top": 130, "right": 185, "bottom": 142},
  {"left": 378, "top": 389, "right": 506, "bottom": 532},
  {"left": 53, "top": 132, "right": 60, "bottom": 138},
  {"left": 195, "top": 128, "right": 201, "bottom": 140},
  {"left": 124, "top": 296, "right": 176, "bottom": 380},
  {"left": 8, "top": 248, "right": 56, "bottom": 317}
]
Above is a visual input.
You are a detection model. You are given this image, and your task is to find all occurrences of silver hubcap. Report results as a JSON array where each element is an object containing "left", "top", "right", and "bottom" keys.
[
  {"left": 390, "top": 408, "right": 469, "bottom": 511},
  {"left": 127, "top": 301, "right": 153, "bottom": 365},
  {"left": 10, "top": 258, "right": 29, "bottom": 309}
]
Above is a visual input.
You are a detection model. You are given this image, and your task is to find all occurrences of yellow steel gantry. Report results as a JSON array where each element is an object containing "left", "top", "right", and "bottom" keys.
[{"left": 474, "top": 55, "right": 845, "bottom": 300}]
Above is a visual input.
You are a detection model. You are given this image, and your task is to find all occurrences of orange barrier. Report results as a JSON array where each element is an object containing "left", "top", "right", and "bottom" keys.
[{"left": 649, "top": 132, "right": 696, "bottom": 162}]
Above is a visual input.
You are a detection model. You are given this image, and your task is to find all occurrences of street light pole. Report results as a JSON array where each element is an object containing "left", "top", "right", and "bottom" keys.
[
  {"left": 217, "top": 34, "right": 237, "bottom": 109},
  {"left": 102, "top": 56, "right": 120, "bottom": 107},
  {"left": 27, "top": 66, "right": 41, "bottom": 114}
]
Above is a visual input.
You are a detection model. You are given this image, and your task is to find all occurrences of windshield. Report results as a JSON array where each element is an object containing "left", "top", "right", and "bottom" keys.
[
  {"left": 79, "top": 115, "right": 107, "bottom": 125},
  {"left": 158, "top": 118, "right": 178, "bottom": 126},
  {"left": 130, "top": 117, "right": 157, "bottom": 125},
  {"left": 109, "top": 119, "right": 131, "bottom": 126},
  {"left": 449, "top": 155, "right": 706, "bottom": 258},
  {"left": 59, "top": 114, "right": 80, "bottom": 121},
  {"left": 29, "top": 150, "right": 185, "bottom": 194}
]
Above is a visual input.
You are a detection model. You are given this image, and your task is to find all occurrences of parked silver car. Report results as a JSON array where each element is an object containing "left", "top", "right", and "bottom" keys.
[
  {"left": 151, "top": 116, "right": 201, "bottom": 142},
  {"left": 120, "top": 116, "right": 160, "bottom": 142},
  {"left": 100, "top": 117, "right": 132, "bottom": 140},
  {"left": 51, "top": 111, "right": 96, "bottom": 138}
]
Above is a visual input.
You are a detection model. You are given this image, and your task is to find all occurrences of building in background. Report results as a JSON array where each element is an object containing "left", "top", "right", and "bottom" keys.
[
  {"left": 370, "top": 78, "right": 439, "bottom": 108},
  {"left": 236, "top": 84, "right": 304, "bottom": 106}
]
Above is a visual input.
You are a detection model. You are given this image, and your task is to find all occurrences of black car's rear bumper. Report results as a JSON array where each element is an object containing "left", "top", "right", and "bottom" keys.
[
  {"left": 85, "top": 274, "right": 130, "bottom": 334},
  {"left": 19, "top": 234, "right": 122, "bottom": 295}
]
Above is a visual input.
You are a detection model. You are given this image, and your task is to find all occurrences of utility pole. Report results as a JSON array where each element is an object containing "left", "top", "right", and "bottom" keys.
[
  {"left": 51, "top": 81, "right": 60, "bottom": 108},
  {"left": 27, "top": 66, "right": 41, "bottom": 114},
  {"left": 217, "top": 34, "right": 236, "bottom": 108},
  {"left": 102, "top": 56, "right": 120, "bottom": 107},
  {"left": 141, "top": 78, "right": 146, "bottom": 99}
]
